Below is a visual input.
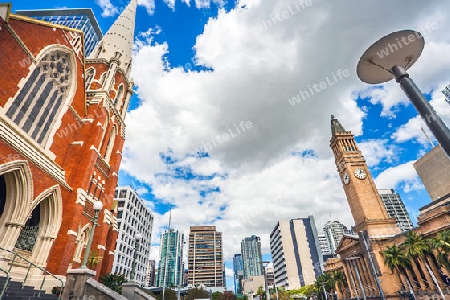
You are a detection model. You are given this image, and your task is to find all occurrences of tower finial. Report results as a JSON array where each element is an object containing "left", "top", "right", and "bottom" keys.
[{"left": 330, "top": 115, "right": 347, "bottom": 136}]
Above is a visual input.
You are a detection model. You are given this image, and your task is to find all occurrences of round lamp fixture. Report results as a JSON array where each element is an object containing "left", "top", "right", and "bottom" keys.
[
  {"left": 357, "top": 30, "right": 424, "bottom": 84},
  {"left": 93, "top": 201, "right": 103, "bottom": 212}
]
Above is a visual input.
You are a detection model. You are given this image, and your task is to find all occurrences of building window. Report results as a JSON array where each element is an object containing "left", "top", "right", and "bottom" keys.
[
  {"left": 114, "top": 84, "right": 124, "bottom": 108},
  {"left": 6, "top": 49, "right": 74, "bottom": 146},
  {"left": 85, "top": 67, "right": 95, "bottom": 90},
  {"left": 104, "top": 126, "right": 117, "bottom": 162}
]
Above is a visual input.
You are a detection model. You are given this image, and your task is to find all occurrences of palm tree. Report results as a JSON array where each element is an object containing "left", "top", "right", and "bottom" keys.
[
  {"left": 403, "top": 231, "right": 445, "bottom": 298},
  {"left": 315, "top": 273, "right": 335, "bottom": 300},
  {"left": 332, "top": 271, "right": 348, "bottom": 298},
  {"left": 431, "top": 230, "right": 450, "bottom": 273},
  {"left": 382, "top": 244, "right": 415, "bottom": 298}
]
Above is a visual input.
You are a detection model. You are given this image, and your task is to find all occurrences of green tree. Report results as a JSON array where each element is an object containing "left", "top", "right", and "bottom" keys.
[
  {"left": 332, "top": 271, "right": 347, "bottom": 297},
  {"left": 156, "top": 289, "right": 177, "bottom": 300},
  {"left": 256, "top": 286, "right": 265, "bottom": 300},
  {"left": 213, "top": 291, "right": 223, "bottom": 300},
  {"left": 382, "top": 244, "right": 414, "bottom": 294},
  {"left": 220, "top": 291, "right": 237, "bottom": 300},
  {"left": 99, "top": 273, "right": 128, "bottom": 294},
  {"left": 185, "top": 287, "right": 210, "bottom": 300},
  {"left": 431, "top": 230, "right": 450, "bottom": 272}
]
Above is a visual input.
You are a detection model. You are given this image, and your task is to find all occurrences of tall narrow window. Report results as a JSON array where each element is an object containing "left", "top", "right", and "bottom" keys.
[
  {"left": 104, "top": 126, "right": 117, "bottom": 162},
  {"left": 6, "top": 50, "right": 73, "bottom": 146},
  {"left": 85, "top": 67, "right": 95, "bottom": 90},
  {"left": 114, "top": 84, "right": 124, "bottom": 108}
]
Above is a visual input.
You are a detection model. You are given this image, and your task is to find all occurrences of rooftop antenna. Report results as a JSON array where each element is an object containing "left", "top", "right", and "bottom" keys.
[
  {"left": 168, "top": 206, "right": 172, "bottom": 231},
  {"left": 421, "top": 126, "right": 435, "bottom": 147}
]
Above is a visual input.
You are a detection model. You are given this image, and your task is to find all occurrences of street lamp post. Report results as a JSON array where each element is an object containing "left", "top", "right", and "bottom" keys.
[
  {"left": 131, "top": 233, "right": 142, "bottom": 282},
  {"left": 357, "top": 30, "right": 450, "bottom": 159},
  {"left": 80, "top": 201, "right": 103, "bottom": 269}
]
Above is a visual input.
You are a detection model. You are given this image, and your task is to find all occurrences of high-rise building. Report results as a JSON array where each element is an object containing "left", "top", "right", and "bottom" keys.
[
  {"left": 146, "top": 260, "right": 156, "bottom": 287},
  {"left": 17, "top": 8, "right": 102, "bottom": 56},
  {"left": 233, "top": 254, "right": 244, "bottom": 294},
  {"left": 323, "top": 220, "right": 347, "bottom": 254},
  {"left": 318, "top": 233, "right": 331, "bottom": 255},
  {"left": 156, "top": 229, "right": 184, "bottom": 288},
  {"left": 265, "top": 265, "right": 275, "bottom": 288},
  {"left": 0, "top": 0, "right": 136, "bottom": 281},
  {"left": 413, "top": 145, "right": 450, "bottom": 201},
  {"left": 113, "top": 186, "right": 154, "bottom": 286},
  {"left": 188, "top": 226, "right": 224, "bottom": 291},
  {"left": 378, "top": 189, "right": 414, "bottom": 231},
  {"left": 270, "top": 216, "right": 323, "bottom": 290},
  {"left": 241, "top": 235, "right": 263, "bottom": 279},
  {"left": 443, "top": 84, "right": 450, "bottom": 105}
]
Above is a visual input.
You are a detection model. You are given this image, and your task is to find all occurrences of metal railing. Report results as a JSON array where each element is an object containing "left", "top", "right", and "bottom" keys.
[{"left": 0, "top": 246, "right": 64, "bottom": 299}]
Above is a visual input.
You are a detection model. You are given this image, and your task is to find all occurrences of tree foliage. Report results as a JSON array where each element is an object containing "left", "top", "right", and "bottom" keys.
[
  {"left": 99, "top": 273, "right": 128, "bottom": 294},
  {"left": 185, "top": 287, "right": 210, "bottom": 300}
]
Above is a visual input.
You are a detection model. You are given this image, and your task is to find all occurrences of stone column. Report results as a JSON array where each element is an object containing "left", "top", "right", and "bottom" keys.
[
  {"left": 410, "top": 259, "right": 427, "bottom": 291},
  {"left": 61, "top": 268, "right": 96, "bottom": 300},
  {"left": 356, "top": 259, "right": 370, "bottom": 297}
]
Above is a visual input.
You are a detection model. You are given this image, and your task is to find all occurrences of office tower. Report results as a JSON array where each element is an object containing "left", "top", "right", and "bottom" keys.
[
  {"left": 270, "top": 216, "right": 323, "bottom": 290},
  {"left": 17, "top": 8, "right": 102, "bottom": 56},
  {"left": 414, "top": 145, "right": 450, "bottom": 201},
  {"left": 378, "top": 189, "right": 414, "bottom": 231},
  {"left": 318, "top": 233, "right": 331, "bottom": 255},
  {"left": 323, "top": 220, "right": 347, "bottom": 254},
  {"left": 113, "top": 186, "right": 154, "bottom": 286},
  {"left": 265, "top": 266, "right": 275, "bottom": 287},
  {"left": 188, "top": 226, "right": 224, "bottom": 291},
  {"left": 233, "top": 254, "right": 244, "bottom": 294},
  {"left": 443, "top": 84, "right": 450, "bottom": 105},
  {"left": 241, "top": 235, "right": 263, "bottom": 279},
  {"left": 146, "top": 260, "right": 156, "bottom": 287},
  {"left": 156, "top": 229, "right": 185, "bottom": 288}
]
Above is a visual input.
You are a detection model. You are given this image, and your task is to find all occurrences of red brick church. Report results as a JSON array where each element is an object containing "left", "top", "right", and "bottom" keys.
[{"left": 0, "top": 0, "right": 136, "bottom": 282}]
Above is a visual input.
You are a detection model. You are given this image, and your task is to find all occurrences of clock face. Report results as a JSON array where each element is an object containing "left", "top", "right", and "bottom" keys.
[
  {"left": 342, "top": 173, "right": 350, "bottom": 184},
  {"left": 354, "top": 168, "right": 367, "bottom": 180}
]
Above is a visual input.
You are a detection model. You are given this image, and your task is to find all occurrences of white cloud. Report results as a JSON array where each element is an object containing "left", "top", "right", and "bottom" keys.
[
  {"left": 374, "top": 161, "right": 423, "bottom": 193},
  {"left": 96, "top": 0, "right": 119, "bottom": 17},
  {"left": 358, "top": 139, "right": 398, "bottom": 167},
  {"left": 124, "top": 0, "right": 450, "bottom": 261},
  {"left": 137, "top": 0, "right": 156, "bottom": 15}
]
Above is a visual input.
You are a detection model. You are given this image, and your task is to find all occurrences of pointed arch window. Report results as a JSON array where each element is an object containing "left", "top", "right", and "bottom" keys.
[
  {"left": 85, "top": 67, "right": 95, "bottom": 90},
  {"left": 114, "top": 84, "right": 124, "bottom": 107},
  {"left": 6, "top": 50, "right": 74, "bottom": 146},
  {"left": 104, "top": 126, "right": 117, "bottom": 163}
]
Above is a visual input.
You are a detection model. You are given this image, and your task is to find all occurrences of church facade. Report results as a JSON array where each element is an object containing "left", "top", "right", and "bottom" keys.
[
  {"left": 0, "top": 0, "right": 136, "bottom": 280},
  {"left": 324, "top": 116, "right": 450, "bottom": 300}
]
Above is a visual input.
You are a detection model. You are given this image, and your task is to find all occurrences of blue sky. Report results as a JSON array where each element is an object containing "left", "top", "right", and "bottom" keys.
[{"left": 11, "top": 0, "right": 450, "bottom": 291}]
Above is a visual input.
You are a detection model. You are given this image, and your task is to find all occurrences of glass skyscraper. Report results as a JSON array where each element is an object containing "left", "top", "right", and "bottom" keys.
[
  {"left": 241, "top": 235, "right": 263, "bottom": 279},
  {"left": 17, "top": 8, "right": 102, "bottom": 56},
  {"left": 233, "top": 254, "right": 244, "bottom": 294},
  {"left": 156, "top": 229, "right": 184, "bottom": 288}
]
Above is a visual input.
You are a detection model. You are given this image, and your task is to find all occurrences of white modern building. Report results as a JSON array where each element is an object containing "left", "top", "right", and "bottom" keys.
[
  {"left": 318, "top": 233, "right": 331, "bottom": 255},
  {"left": 269, "top": 216, "right": 323, "bottom": 290},
  {"left": 323, "top": 220, "right": 347, "bottom": 254},
  {"left": 113, "top": 186, "right": 154, "bottom": 286},
  {"left": 378, "top": 189, "right": 414, "bottom": 231}
]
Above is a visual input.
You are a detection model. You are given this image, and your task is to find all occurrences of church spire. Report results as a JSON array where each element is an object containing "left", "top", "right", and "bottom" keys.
[{"left": 89, "top": 0, "right": 137, "bottom": 74}]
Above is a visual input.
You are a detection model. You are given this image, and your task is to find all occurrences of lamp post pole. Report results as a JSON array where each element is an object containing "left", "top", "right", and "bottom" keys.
[
  {"left": 391, "top": 65, "right": 450, "bottom": 158},
  {"left": 80, "top": 201, "right": 103, "bottom": 269},
  {"left": 131, "top": 233, "right": 142, "bottom": 282}
]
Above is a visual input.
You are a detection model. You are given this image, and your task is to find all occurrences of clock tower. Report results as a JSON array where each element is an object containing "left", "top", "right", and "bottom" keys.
[{"left": 330, "top": 116, "right": 400, "bottom": 236}]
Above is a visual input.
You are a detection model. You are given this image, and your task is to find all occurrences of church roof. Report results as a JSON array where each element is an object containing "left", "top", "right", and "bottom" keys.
[
  {"left": 330, "top": 115, "right": 347, "bottom": 136},
  {"left": 89, "top": 0, "right": 136, "bottom": 72}
]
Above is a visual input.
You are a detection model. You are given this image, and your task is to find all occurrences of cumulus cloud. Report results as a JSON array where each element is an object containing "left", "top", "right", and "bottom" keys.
[
  {"left": 96, "top": 0, "right": 119, "bottom": 17},
  {"left": 124, "top": 0, "right": 450, "bottom": 261}
]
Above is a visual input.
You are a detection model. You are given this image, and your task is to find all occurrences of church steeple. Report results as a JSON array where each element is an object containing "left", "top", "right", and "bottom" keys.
[
  {"left": 89, "top": 0, "right": 137, "bottom": 76},
  {"left": 330, "top": 116, "right": 400, "bottom": 236}
]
